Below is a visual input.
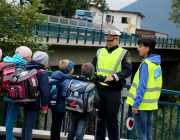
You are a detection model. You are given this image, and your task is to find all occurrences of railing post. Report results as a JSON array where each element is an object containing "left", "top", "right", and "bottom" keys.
[
  {"left": 124, "top": 33, "right": 127, "bottom": 46},
  {"left": 57, "top": 24, "right": 61, "bottom": 43},
  {"left": 84, "top": 28, "right": 87, "bottom": 44},
  {"left": 35, "top": 24, "right": 39, "bottom": 42},
  {"left": 76, "top": 27, "right": 79, "bottom": 44},
  {"left": 46, "top": 22, "right": 50, "bottom": 43},
  {"left": 126, "top": 105, "right": 135, "bottom": 139},
  {"left": 92, "top": 29, "right": 95, "bottom": 45},
  {"left": 67, "top": 26, "right": 70, "bottom": 43}
]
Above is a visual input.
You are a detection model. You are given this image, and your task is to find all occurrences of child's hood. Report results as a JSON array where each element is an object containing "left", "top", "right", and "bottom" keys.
[
  {"left": 3, "top": 53, "right": 27, "bottom": 65},
  {"left": 26, "top": 61, "right": 45, "bottom": 69},
  {"left": 51, "top": 70, "right": 69, "bottom": 81}
]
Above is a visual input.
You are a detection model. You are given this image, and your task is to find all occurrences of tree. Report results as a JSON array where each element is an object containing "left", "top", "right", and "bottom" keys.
[
  {"left": 61, "top": 0, "right": 89, "bottom": 18},
  {"left": 40, "top": 0, "right": 89, "bottom": 18},
  {"left": 169, "top": 0, "right": 180, "bottom": 26},
  {"left": 89, "top": 0, "right": 110, "bottom": 11},
  {"left": 0, "top": 0, "right": 50, "bottom": 57},
  {"left": 40, "top": 0, "right": 109, "bottom": 18},
  {"left": 37, "top": 0, "right": 65, "bottom": 16}
]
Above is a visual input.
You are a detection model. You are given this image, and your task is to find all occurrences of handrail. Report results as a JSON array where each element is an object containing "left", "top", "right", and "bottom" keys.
[
  {"left": 34, "top": 22, "right": 179, "bottom": 48},
  {"left": 0, "top": 80, "right": 180, "bottom": 139}
]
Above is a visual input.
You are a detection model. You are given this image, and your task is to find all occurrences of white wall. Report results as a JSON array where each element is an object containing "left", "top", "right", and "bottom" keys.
[
  {"left": 106, "top": 11, "right": 141, "bottom": 34},
  {"left": 90, "top": 7, "right": 143, "bottom": 34},
  {"left": 155, "top": 32, "right": 168, "bottom": 38}
]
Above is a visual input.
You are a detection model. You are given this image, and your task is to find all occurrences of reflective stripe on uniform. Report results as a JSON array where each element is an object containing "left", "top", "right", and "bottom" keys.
[
  {"left": 97, "top": 48, "right": 102, "bottom": 58},
  {"left": 127, "top": 93, "right": 159, "bottom": 103},
  {"left": 96, "top": 49, "right": 127, "bottom": 75},
  {"left": 131, "top": 82, "right": 161, "bottom": 92},
  {"left": 113, "top": 74, "right": 119, "bottom": 81}
]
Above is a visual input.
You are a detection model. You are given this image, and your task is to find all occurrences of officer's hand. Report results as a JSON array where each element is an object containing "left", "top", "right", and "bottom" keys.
[
  {"left": 104, "top": 76, "right": 114, "bottom": 82},
  {"left": 132, "top": 107, "right": 138, "bottom": 114},
  {"left": 90, "top": 108, "right": 98, "bottom": 117}
]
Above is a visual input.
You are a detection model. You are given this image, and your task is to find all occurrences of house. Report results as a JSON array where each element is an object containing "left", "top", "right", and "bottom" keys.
[
  {"left": 120, "top": 0, "right": 180, "bottom": 38},
  {"left": 90, "top": 5, "right": 144, "bottom": 34}
]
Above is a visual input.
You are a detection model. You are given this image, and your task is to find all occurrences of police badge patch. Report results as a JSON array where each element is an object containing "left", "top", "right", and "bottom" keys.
[{"left": 126, "top": 57, "right": 131, "bottom": 64}]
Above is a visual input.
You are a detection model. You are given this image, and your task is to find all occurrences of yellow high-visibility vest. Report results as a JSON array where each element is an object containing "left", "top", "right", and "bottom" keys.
[
  {"left": 126, "top": 59, "right": 162, "bottom": 110},
  {"left": 96, "top": 47, "right": 127, "bottom": 86}
]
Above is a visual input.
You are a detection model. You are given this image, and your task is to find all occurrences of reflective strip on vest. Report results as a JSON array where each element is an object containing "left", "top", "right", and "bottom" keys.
[
  {"left": 127, "top": 93, "right": 159, "bottom": 103},
  {"left": 96, "top": 49, "right": 127, "bottom": 74},
  {"left": 131, "top": 82, "right": 161, "bottom": 92}
]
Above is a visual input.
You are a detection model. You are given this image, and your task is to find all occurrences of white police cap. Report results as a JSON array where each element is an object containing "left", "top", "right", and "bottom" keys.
[{"left": 104, "top": 29, "right": 121, "bottom": 40}]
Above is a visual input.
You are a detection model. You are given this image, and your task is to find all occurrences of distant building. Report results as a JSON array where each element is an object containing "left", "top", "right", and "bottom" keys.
[
  {"left": 90, "top": 4, "right": 169, "bottom": 38},
  {"left": 90, "top": 5, "right": 144, "bottom": 34},
  {"left": 120, "top": 0, "right": 180, "bottom": 38}
]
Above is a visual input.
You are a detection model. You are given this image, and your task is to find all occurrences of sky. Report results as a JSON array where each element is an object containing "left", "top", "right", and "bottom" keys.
[
  {"left": 106, "top": 0, "right": 137, "bottom": 10},
  {"left": 6, "top": 0, "right": 137, "bottom": 10}
]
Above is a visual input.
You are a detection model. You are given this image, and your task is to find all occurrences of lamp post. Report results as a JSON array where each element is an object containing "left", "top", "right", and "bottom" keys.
[
  {"left": 64, "top": 0, "right": 67, "bottom": 18},
  {"left": 99, "top": 0, "right": 106, "bottom": 44}
]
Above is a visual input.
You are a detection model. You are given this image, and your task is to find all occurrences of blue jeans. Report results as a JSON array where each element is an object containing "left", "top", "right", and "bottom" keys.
[
  {"left": 67, "top": 113, "right": 88, "bottom": 140},
  {"left": 21, "top": 108, "right": 39, "bottom": 140},
  {"left": 5, "top": 101, "right": 21, "bottom": 140},
  {"left": 134, "top": 110, "right": 154, "bottom": 140}
]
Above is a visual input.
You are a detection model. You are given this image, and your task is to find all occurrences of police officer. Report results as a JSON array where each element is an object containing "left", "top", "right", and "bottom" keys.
[{"left": 92, "top": 29, "right": 132, "bottom": 140}]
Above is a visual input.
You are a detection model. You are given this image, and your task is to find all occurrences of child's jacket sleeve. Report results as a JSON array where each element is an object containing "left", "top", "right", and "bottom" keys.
[{"left": 38, "top": 72, "right": 49, "bottom": 110}]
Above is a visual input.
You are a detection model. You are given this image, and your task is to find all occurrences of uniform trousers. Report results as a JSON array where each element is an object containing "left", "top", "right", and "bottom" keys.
[{"left": 96, "top": 86, "right": 122, "bottom": 140}]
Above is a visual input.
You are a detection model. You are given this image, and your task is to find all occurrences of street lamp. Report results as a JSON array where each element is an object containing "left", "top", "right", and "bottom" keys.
[
  {"left": 64, "top": 0, "right": 67, "bottom": 18},
  {"left": 99, "top": 0, "right": 106, "bottom": 44}
]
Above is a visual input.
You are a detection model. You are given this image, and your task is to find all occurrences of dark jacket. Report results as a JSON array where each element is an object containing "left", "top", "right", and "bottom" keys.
[
  {"left": 23, "top": 61, "right": 49, "bottom": 111},
  {"left": 51, "top": 70, "right": 70, "bottom": 112}
]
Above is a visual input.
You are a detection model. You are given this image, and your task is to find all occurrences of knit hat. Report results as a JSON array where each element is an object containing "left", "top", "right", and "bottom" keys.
[
  {"left": 32, "top": 51, "right": 49, "bottom": 65},
  {"left": 15, "top": 46, "right": 32, "bottom": 58},
  {"left": 59, "top": 60, "right": 74, "bottom": 74},
  {"left": 81, "top": 63, "right": 95, "bottom": 77},
  {"left": 0, "top": 49, "right": 2, "bottom": 58}
]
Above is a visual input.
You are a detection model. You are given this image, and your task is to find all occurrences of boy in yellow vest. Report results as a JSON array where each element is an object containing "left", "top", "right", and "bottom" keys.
[{"left": 126, "top": 37, "right": 162, "bottom": 140}]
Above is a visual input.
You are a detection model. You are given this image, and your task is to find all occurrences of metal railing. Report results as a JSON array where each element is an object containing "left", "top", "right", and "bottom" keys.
[
  {"left": 34, "top": 22, "right": 179, "bottom": 48},
  {"left": 0, "top": 81, "right": 180, "bottom": 139},
  {"left": 41, "top": 14, "right": 119, "bottom": 31}
]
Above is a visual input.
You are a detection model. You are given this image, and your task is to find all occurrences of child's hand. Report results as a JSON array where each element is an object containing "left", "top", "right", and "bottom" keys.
[{"left": 42, "top": 110, "right": 47, "bottom": 114}]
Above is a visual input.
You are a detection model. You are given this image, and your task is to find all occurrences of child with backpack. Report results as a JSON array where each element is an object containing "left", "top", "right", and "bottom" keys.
[
  {"left": 2, "top": 46, "right": 32, "bottom": 140},
  {"left": 50, "top": 59, "right": 74, "bottom": 140},
  {"left": 67, "top": 62, "right": 99, "bottom": 140},
  {"left": 21, "top": 51, "right": 49, "bottom": 140}
]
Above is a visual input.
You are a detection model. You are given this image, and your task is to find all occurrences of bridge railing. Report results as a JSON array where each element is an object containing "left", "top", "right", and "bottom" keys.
[
  {"left": 41, "top": 14, "right": 119, "bottom": 31},
  {"left": 0, "top": 81, "right": 180, "bottom": 139},
  {"left": 35, "top": 22, "right": 179, "bottom": 48}
]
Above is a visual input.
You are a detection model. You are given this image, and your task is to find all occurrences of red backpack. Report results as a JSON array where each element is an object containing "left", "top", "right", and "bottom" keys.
[
  {"left": 7, "top": 68, "right": 46, "bottom": 102},
  {"left": 0, "top": 62, "right": 17, "bottom": 94}
]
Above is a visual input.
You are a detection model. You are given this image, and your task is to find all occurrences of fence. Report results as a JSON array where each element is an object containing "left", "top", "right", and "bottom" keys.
[
  {"left": 34, "top": 22, "right": 179, "bottom": 48},
  {"left": 0, "top": 82, "right": 180, "bottom": 139}
]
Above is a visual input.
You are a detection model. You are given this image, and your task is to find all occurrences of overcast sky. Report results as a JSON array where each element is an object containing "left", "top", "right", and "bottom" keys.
[
  {"left": 6, "top": 0, "right": 136, "bottom": 11},
  {"left": 106, "top": 0, "right": 137, "bottom": 10}
]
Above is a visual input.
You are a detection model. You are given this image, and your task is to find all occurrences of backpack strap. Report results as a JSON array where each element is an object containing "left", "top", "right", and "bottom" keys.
[
  {"left": 37, "top": 69, "right": 46, "bottom": 74},
  {"left": 70, "top": 75, "right": 90, "bottom": 82}
]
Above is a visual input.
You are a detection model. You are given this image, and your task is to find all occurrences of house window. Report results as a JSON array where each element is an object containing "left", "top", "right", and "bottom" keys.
[{"left": 121, "top": 17, "right": 128, "bottom": 23}]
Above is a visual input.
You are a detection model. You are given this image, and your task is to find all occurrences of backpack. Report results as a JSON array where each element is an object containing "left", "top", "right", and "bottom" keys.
[
  {"left": 7, "top": 68, "right": 46, "bottom": 102},
  {"left": 65, "top": 76, "right": 96, "bottom": 113},
  {"left": 0, "top": 62, "right": 17, "bottom": 94},
  {"left": 48, "top": 78, "right": 61, "bottom": 108}
]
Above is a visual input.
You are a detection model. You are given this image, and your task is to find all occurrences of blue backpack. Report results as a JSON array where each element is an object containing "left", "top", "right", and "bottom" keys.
[
  {"left": 65, "top": 76, "right": 96, "bottom": 113},
  {"left": 49, "top": 78, "right": 61, "bottom": 107}
]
